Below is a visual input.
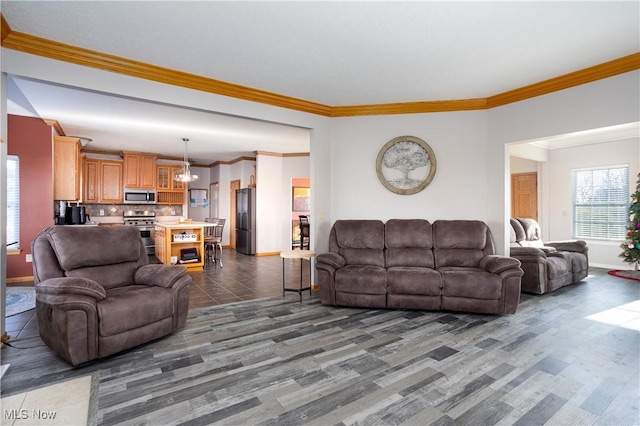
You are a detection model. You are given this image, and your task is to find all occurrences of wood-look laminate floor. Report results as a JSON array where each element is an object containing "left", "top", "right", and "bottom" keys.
[{"left": 2, "top": 261, "right": 639, "bottom": 425}]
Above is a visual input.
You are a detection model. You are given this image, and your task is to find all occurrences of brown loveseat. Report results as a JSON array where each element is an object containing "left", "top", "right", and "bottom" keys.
[
  {"left": 509, "top": 218, "right": 588, "bottom": 294},
  {"left": 316, "top": 219, "right": 523, "bottom": 314},
  {"left": 31, "top": 225, "right": 192, "bottom": 365}
]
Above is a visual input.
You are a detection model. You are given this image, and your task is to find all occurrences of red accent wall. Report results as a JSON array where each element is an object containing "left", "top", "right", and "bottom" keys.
[{"left": 7, "top": 115, "right": 53, "bottom": 279}]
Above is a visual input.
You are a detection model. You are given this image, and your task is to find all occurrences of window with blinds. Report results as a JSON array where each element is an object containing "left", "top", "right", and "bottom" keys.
[
  {"left": 572, "top": 165, "right": 629, "bottom": 240},
  {"left": 7, "top": 155, "right": 20, "bottom": 250}
]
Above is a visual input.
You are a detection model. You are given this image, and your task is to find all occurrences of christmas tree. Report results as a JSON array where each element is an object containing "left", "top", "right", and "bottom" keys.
[{"left": 620, "top": 171, "right": 640, "bottom": 270}]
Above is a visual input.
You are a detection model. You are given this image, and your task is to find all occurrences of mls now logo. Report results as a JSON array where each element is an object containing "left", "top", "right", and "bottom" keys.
[{"left": 4, "top": 409, "right": 57, "bottom": 420}]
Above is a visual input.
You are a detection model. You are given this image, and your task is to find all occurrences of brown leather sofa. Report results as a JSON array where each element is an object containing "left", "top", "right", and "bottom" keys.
[
  {"left": 316, "top": 219, "right": 523, "bottom": 314},
  {"left": 509, "top": 218, "right": 588, "bottom": 294},
  {"left": 31, "top": 225, "right": 192, "bottom": 365}
]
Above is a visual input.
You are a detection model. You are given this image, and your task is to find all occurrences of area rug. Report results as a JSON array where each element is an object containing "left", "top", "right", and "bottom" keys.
[
  {"left": 607, "top": 269, "right": 640, "bottom": 282},
  {"left": 5, "top": 286, "right": 36, "bottom": 317}
]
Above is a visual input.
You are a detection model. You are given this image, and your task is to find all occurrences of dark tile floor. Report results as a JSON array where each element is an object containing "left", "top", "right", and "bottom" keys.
[{"left": 4, "top": 249, "right": 314, "bottom": 342}]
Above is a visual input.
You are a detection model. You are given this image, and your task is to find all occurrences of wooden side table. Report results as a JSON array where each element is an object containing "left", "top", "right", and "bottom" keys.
[{"left": 280, "top": 250, "right": 317, "bottom": 302}]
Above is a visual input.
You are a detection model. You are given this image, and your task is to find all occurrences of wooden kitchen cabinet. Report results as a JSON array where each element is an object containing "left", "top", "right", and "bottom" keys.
[
  {"left": 123, "top": 151, "right": 157, "bottom": 189},
  {"left": 53, "top": 136, "right": 81, "bottom": 201},
  {"left": 83, "top": 157, "right": 123, "bottom": 203},
  {"left": 154, "top": 223, "right": 204, "bottom": 271},
  {"left": 157, "top": 164, "right": 186, "bottom": 204},
  {"left": 156, "top": 164, "right": 185, "bottom": 190}
]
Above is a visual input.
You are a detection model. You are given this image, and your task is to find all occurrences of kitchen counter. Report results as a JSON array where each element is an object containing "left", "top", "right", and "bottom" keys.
[
  {"left": 154, "top": 221, "right": 212, "bottom": 229},
  {"left": 154, "top": 222, "right": 208, "bottom": 270},
  {"left": 92, "top": 217, "right": 124, "bottom": 225}
]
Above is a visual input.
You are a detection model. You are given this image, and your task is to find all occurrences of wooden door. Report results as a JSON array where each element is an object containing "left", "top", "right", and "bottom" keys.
[
  {"left": 230, "top": 180, "right": 241, "bottom": 249},
  {"left": 511, "top": 172, "right": 538, "bottom": 220}
]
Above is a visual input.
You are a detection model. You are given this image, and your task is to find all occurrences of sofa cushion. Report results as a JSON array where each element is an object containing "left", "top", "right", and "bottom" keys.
[
  {"left": 98, "top": 286, "right": 174, "bottom": 337},
  {"left": 387, "top": 267, "right": 441, "bottom": 296},
  {"left": 439, "top": 267, "right": 502, "bottom": 300},
  {"left": 433, "top": 221, "right": 492, "bottom": 268},
  {"left": 386, "top": 219, "right": 434, "bottom": 268},
  {"left": 333, "top": 220, "right": 386, "bottom": 267},
  {"left": 385, "top": 219, "right": 432, "bottom": 248},
  {"left": 66, "top": 262, "right": 139, "bottom": 290},
  {"left": 335, "top": 265, "right": 387, "bottom": 294}
]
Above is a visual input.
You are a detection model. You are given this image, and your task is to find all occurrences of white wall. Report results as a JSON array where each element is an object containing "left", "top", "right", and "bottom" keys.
[
  {"left": 510, "top": 156, "right": 539, "bottom": 174},
  {"left": 255, "top": 154, "right": 283, "bottom": 254},
  {"left": 186, "top": 166, "right": 211, "bottom": 222},
  {"left": 487, "top": 71, "right": 640, "bottom": 254},
  {"left": 330, "top": 111, "right": 490, "bottom": 223},
  {"left": 253, "top": 154, "right": 312, "bottom": 254},
  {"left": 547, "top": 138, "right": 640, "bottom": 269}
]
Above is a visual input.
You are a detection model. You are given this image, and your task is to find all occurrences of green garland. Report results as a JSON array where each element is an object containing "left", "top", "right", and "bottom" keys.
[{"left": 620, "top": 171, "right": 640, "bottom": 268}]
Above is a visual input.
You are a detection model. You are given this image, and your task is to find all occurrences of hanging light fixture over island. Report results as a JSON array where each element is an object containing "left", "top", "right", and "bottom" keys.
[{"left": 174, "top": 137, "right": 199, "bottom": 183}]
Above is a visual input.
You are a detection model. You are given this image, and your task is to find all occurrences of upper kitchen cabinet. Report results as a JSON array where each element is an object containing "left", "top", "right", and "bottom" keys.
[
  {"left": 156, "top": 164, "right": 185, "bottom": 204},
  {"left": 123, "top": 151, "right": 157, "bottom": 189},
  {"left": 84, "top": 157, "right": 123, "bottom": 203},
  {"left": 157, "top": 164, "right": 185, "bottom": 191},
  {"left": 53, "top": 136, "right": 81, "bottom": 201}
]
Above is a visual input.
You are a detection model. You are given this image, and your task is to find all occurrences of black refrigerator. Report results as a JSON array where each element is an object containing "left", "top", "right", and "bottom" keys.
[{"left": 236, "top": 188, "right": 256, "bottom": 255}]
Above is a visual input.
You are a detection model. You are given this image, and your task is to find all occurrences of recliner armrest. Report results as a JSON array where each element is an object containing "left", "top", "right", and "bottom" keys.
[
  {"left": 316, "top": 252, "right": 346, "bottom": 270},
  {"left": 36, "top": 276, "right": 106, "bottom": 300},
  {"left": 510, "top": 246, "right": 547, "bottom": 259},
  {"left": 479, "top": 255, "right": 522, "bottom": 274},
  {"left": 135, "top": 264, "right": 188, "bottom": 288},
  {"left": 546, "top": 240, "right": 588, "bottom": 253}
]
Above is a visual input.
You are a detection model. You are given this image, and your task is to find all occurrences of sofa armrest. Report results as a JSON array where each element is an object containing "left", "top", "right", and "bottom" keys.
[
  {"left": 36, "top": 277, "right": 106, "bottom": 300},
  {"left": 316, "top": 252, "right": 346, "bottom": 270},
  {"left": 480, "top": 255, "right": 522, "bottom": 274},
  {"left": 510, "top": 246, "right": 547, "bottom": 259},
  {"left": 546, "top": 240, "right": 587, "bottom": 253},
  {"left": 135, "top": 264, "right": 188, "bottom": 288}
]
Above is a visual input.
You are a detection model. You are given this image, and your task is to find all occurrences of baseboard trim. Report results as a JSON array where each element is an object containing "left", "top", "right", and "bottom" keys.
[
  {"left": 6, "top": 276, "right": 34, "bottom": 284},
  {"left": 590, "top": 263, "right": 635, "bottom": 271},
  {"left": 255, "top": 251, "right": 280, "bottom": 257}
]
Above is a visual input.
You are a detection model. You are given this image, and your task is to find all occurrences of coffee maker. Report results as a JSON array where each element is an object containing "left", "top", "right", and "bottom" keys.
[{"left": 58, "top": 201, "right": 89, "bottom": 225}]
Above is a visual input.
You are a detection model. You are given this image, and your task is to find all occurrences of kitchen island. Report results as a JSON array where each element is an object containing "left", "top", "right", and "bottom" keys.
[{"left": 154, "top": 222, "right": 208, "bottom": 271}]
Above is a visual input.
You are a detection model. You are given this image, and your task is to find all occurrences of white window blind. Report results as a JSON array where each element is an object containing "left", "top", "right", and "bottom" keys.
[
  {"left": 572, "top": 165, "right": 629, "bottom": 240},
  {"left": 7, "top": 155, "right": 20, "bottom": 250}
]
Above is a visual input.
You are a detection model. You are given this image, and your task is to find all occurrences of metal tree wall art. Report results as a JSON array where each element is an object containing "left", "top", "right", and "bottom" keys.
[{"left": 376, "top": 135, "right": 437, "bottom": 195}]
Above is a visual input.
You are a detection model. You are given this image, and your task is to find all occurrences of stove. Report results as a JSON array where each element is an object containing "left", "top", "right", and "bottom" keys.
[{"left": 123, "top": 210, "right": 156, "bottom": 255}]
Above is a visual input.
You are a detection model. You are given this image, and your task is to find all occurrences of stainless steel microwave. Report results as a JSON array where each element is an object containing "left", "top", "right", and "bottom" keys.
[{"left": 123, "top": 188, "right": 157, "bottom": 204}]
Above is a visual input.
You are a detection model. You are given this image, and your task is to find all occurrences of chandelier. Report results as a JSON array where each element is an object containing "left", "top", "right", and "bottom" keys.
[{"left": 173, "top": 138, "right": 199, "bottom": 183}]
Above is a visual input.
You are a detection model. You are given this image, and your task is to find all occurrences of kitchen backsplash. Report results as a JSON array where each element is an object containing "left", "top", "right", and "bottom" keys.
[{"left": 54, "top": 202, "right": 183, "bottom": 218}]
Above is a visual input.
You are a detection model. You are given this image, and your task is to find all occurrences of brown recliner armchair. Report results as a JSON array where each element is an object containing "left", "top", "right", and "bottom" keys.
[
  {"left": 31, "top": 225, "right": 191, "bottom": 365},
  {"left": 509, "top": 218, "right": 588, "bottom": 294}
]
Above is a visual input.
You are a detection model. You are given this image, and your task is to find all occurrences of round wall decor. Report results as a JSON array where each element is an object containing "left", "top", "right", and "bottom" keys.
[{"left": 376, "top": 135, "right": 437, "bottom": 195}]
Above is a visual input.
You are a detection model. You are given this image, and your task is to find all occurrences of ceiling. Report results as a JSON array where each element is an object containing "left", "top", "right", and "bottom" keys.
[{"left": 2, "top": 1, "right": 639, "bottom": 163}]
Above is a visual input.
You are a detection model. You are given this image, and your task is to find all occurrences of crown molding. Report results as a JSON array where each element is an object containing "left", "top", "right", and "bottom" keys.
[
  {"left": 1, "top": 15, "right": 638, "bottom": 117},
  {"left": 210, "top": 156, "right": 257, "bottom": 167},
  {"left": 1, "top": 25, "right": 332, "bottom": 117},
  {"left": 1, "top": 14, "right": 10, "bottom": 42},
  {"left": 487, "top": 53, "right": 640, "bottom": 108},
  {"left": 42, "top": 118, "right": 65, "bottom": 136},
  {"left": 331, "top": 98, "right": 489, "bottom": 117}
]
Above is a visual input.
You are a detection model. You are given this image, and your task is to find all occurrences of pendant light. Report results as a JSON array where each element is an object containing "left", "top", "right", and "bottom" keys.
[{"left": 173, "top": 138, "right": 199, "bottom": 183}]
